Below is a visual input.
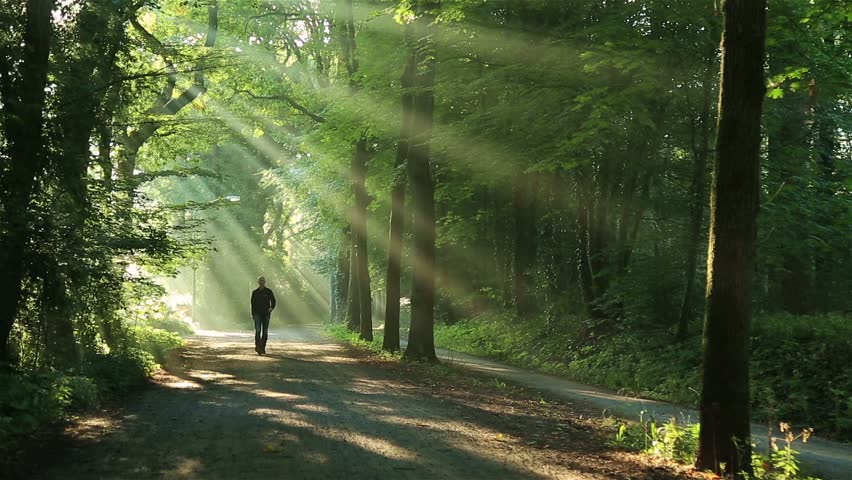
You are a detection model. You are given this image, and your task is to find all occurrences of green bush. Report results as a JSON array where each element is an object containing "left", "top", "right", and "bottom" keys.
[
  {"left": 127, "top": 298, "right": 195, "bottom": 336},
  {"left": 80, "top": 349, "right": 158, "bottom": 394},
  {"left": 127, "top": 325, "right": 184, "bottom": 364},
  {"left": 59, "top": 375, "right": 99, "bottom": 411},
  {"left": 611, "top": 417, "right": 819, "bottom": 480},
  {"left": 751, "top": 313, "right": 852, "bottom": 441},
  {"left": 0, "top": 372, "right": 97, "bottom": 447},
  {"left": 1, "top": 325, "right": 185, "bottom": 448},
  {"left": 147, "top": 315, "right": 194, "bottom": 335}
]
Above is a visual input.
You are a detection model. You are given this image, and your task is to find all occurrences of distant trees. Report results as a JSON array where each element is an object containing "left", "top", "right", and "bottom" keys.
[{"left": 315, "top": 0, "right": 849, "bottom": 357}]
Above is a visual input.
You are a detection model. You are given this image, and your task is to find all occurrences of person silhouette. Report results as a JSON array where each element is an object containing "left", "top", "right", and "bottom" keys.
[{"left": 250, "top": 276, "right": 276, "bottom": 355}]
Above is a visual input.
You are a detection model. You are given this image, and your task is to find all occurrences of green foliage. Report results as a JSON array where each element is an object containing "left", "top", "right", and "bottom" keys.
[
  {"left": 611, "top": 417, "right": 819, "bottom": 480},
  {"left": 750, "top": 313, "right": 852, "bottom": 441},
  {"left": 434, "top": 312, "right": 852, "bottom": 441},
  {"left": 128, "top": 298, "right": 195, "bottom": 336},
  {"left": 0, "top": 325, "right": 183, "bottom": 448},
  {"left": 433, "top": 312, "right": 578, "bottom": 373},
  {"left": 80, "top": 349, "right": 157, "bottom": 394},
  {"left": 324, "top": 323, "right": 399, "bottom": 359},
  {"left": 127, "top": 326, "right": 184, "bottom": 365},
  {"left": 610, "top": 414, "right": 700, "bottom": 464},
  {"left": 749, "top": 424, "right": 819, "bottom": 480},
  {"left": 0, "top": 372, "right": 97, "bottom": 447}
]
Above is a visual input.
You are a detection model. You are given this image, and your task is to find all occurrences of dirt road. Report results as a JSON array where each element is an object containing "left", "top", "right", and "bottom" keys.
[{"left": 34, "top": 327, "right": 671, "bottom": 480}]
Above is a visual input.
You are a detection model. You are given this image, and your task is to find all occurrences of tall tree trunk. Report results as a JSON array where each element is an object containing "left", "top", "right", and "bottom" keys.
[
  {"left": 575, "top": 169, "right": 597, "bottom": 318},
  {"left": 695, "top": 0, "right": 767, "bottom": 476},
  {"left": 353, "top": 139, "right": 373, "bottom": 341},
  {"left": 383, "top": 44, "right": 416, "bottom": 352},
  {"left": 338, "top": 0, "right": 372, "bottom": 340},
  {"left": 513, "top": 172, "right": 537, "bottom": 317},
  {"left": 494, "top": 195, "right": 513, "bottom": 308},
  {"left": 337, "top": 233, "right": 350, "bottom": 322},
  {"left": 404, "top": 1, "right": 439, "bottom": 362},
  {"left": 676, "top": 77, "right": 713, "bottom": 340},
  {"left": 0, "top": 0, "right": 55, "bottom": 362},
  {"left": 345, "top": 231, "right": 361, "bottom": 331}
]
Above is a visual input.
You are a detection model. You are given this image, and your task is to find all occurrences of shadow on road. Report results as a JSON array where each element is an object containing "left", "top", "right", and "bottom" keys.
[{"left": 33, "top": 326, "right": 691, "bottom": 480}]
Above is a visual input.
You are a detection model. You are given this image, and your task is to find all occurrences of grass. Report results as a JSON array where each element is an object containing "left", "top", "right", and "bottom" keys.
[{"left": 324, "top": 323, "right": 399, "bottom": 359}]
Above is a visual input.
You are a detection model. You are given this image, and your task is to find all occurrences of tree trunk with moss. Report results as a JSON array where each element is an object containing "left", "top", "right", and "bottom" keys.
[{"left": 695, "top": 0, "right": 767, "bottom": 476}]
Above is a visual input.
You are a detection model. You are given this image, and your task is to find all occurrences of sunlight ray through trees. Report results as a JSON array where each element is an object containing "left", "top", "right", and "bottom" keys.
[{"left": 1, "top": 1, "right": 850, "bottom": 476}]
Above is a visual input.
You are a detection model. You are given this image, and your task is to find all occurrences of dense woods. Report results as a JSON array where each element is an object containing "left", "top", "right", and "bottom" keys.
[{"left": 1, "top": 0, "right": 850, "bottom": 476}]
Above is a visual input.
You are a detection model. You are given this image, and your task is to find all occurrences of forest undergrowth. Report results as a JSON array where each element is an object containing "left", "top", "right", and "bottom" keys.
[
  {"left": 0, "top": 310, "right": 190, "bottom": 454},
  {"left": 609, "top": 415, "right": 821, "bottom": 480},
  {"left": 428, "top": 312, "right": 852, "bottom": 443}
]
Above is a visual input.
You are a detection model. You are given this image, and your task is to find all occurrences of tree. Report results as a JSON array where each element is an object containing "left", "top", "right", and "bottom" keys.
[
  {"left": 0, "top": 0, "right": 55, "bottom": 362},
  {"left": 339, "top": 0, "right": 373, "bottom": 341},
  {"left": 403, "top": 0, "right": 440, "bottom": 362},
  {"left": 383, "top": 36, "right": 416, "bottom": 352},
  {"left": 114, "top": 1, "right": 219, "bottom": 198},
  {"left": 695, "top": 0, "right": 768, "bottom": 476},
  {"left": 676, "top": 61, "right": 716, "bottom": 340},
  {"left": 352, "top": 138, "right": 373, "bottom": 341}
]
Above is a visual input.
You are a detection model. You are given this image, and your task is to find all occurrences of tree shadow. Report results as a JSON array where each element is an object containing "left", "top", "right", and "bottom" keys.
[{"left": 33, "top": 335, "right": 690, "bottom": 480}]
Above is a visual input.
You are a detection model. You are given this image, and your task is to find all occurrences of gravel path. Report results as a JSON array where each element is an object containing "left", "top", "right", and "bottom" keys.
[{"left": 35, "top": 327, "right": 597, "bottom": 480}]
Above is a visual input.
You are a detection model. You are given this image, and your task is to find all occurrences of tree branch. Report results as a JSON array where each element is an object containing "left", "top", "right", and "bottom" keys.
[
  {"left": 231, "top": 89, "right": 326, "bottom": 123},
  {"left": 120, "top": 2, "right": 220, "bottom": 158}
]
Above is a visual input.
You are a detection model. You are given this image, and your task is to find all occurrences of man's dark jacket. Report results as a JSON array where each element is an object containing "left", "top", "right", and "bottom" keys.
[{"left": 251, "top": 287, "right": 276, "bottom": 316}]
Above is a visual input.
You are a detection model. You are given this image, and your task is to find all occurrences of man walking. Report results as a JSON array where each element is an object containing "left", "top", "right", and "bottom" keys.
[{"left": 251, "top": 276, "right": 276, "bottom": 355}]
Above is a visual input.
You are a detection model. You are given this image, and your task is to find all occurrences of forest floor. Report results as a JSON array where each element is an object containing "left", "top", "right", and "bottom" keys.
[{"left": 27, "top": 325, "right": 704, "bottom": 480}]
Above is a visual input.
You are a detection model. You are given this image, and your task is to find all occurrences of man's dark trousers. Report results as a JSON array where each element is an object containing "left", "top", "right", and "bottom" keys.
[{"left": 253, "top": 313, "right": 270, "bottom": 352}]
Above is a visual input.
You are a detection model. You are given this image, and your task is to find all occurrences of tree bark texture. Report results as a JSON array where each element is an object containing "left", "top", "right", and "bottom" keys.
[
  {"left": 696, "top": 1, "right": 766, "bottom": 476},
  {"left": 345, "top": 232, "right": 361, "bottom": 332},
  {"left": 352, "top": 139, "right": 373, "bottom": 341},
  {"left": 338, "top": 238, "right": 351, "bottom": 322},
  {"left": 383, "top": 39, "right": 416, "bottom": 352},
  {"left": 404, "top": 1, "right": 439, "bottom": 362}
]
